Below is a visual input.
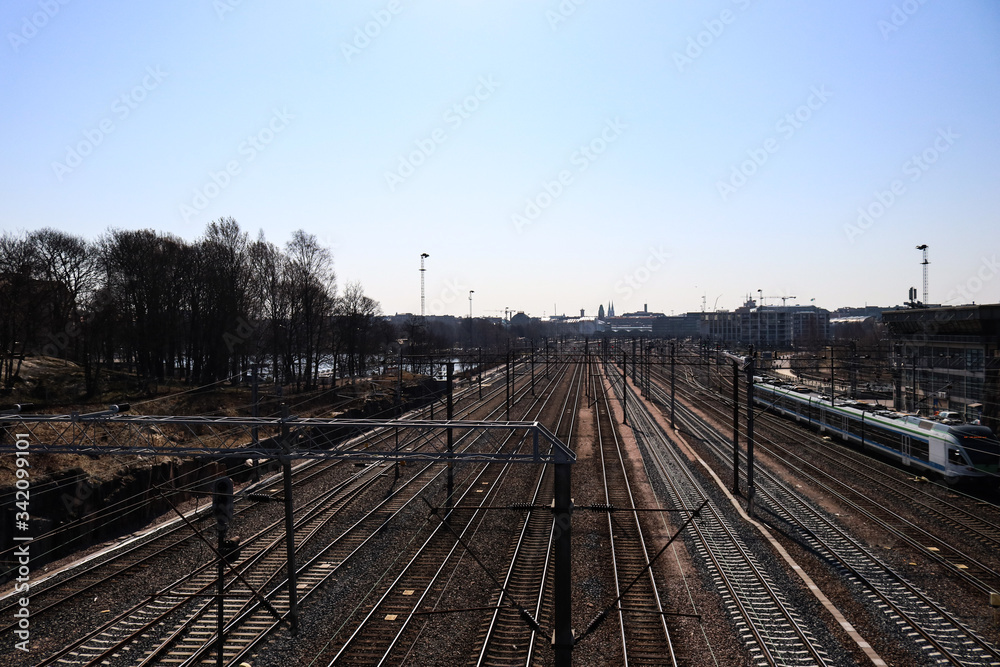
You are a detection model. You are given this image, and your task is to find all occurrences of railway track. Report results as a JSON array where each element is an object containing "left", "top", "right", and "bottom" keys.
[
  {"left": 603, "top": 355, "right": 833, "bottom": 666},
  {"left": 40, "top": 461, "right": 387, "bottom": 666},
  {"left": 11, "top": 359, "right": 542, "bottom": 666},
  {"left": 316, "top": 360, "right": 578, "bottom": 665},
  {"left": 588, "top": 356, "right": 676, "bottom": 665},
  {"left": 470, "top": 360, "right": 584, "bottom": 666},
  {"left": 665, "top": 366, "right": 1000, "bottom": 601},
  {"left": 655, "top": 365, "right": 1000, "bottom": 666},
  {"left": 0, "top": 455, "right": 348, "bottom": 641},
  {"left": 192, "top": 360, "right": 565, "bottom": 667}
]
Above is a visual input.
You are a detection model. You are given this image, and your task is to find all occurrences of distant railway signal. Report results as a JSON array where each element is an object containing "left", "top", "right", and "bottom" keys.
[{"left": 212, "top": 476, "right": 234, "bottom": 532}]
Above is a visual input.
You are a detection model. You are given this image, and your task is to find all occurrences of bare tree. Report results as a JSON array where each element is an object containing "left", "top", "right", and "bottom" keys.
[
  {"left": 336, "top": 281, "right": 384, "bottom": 381},
  {"left": 0, "top": 231, "right": 41, "bottom": 389},
  {"left": 285, "top": 230, "right": 335, "bottom": 389},
  {"left": 1, "top": 220, "right": 393, "bottom": 400}
]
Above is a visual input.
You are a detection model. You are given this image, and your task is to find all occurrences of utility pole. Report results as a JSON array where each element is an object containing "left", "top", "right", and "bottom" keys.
[
  {"left": 704, "top": 340, "right": 709, "bottom": 387},
  {"left": 212, "top": 476, "right": 233, "bottom": 667},
  {"left": 280, "top": 404, "right": 299, "bottom": 635},
  {"left": 397, "top": 346, "right": 403, "bottom": 412},
  {"left": 478, "top": 347, "right": 482, "bottom": 400},
  {"left": 251, "top": 364, "right": 259, "bottom": 481},
  {"left": 622, "top": 352, "right": 628, "bottom": 426},
  {"left": 468, "top": 290, "right": 475, "bottom": 347},
  {"left": 745, "top": 347, "right": 756, "bottom": 518},
  {"left": 644, "top": 344, "right": 649, "bottom": 397},
  {"left": 732, "top": 361, "right": 740, "bottom": 494},
  {"left": 638, "top": 342, "right": 644, "bottom": 398},
  {"left": 552, "top": 447, "right": 573, "bottom": 667},
  {"left": 670, "top": 342, "right": 676, "bottom": 429},
  {"left": 428, "top": 357, "right": 435, "bottom": 420},
  {"left": 892, "top": 345, "right": 906, "bottom": 411},
  {"left": 716, "top": 343, "right": 722, "bottom": 394},
  {"left": 446, "top": 362, "right": 454, "bottom": 519},
  {"left": 631, "top": 338, "right": 637, "bottom": 386},
  {"left": 531, "top": 340, "right": 536, "bottom": 396},
  {"left": 545, "top": 336, "right": 550, "bottom": 378},
  {"left": 849, "top": 340, "right": 858, "bottom": 399},
  {"left": 829, "top": 345, "right": 835, "bottom": 405},
  {"left": 505, "top": 349, "right": 511, "bottom": 421}
]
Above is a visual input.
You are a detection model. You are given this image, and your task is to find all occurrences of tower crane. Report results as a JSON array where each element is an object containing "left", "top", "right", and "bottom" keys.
[{"left": 760, "top": 295, "right": 798, "bottom": 306}]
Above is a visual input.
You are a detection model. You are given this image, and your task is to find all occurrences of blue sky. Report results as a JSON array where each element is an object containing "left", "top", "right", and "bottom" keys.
[{"left": 3, "top": 0, "right": 999, "bottom": 318}]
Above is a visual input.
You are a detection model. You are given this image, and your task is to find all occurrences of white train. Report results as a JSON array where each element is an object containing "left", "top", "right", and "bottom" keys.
[{"left": 753, "top": 381, "right": 1000, "bottom": 485}]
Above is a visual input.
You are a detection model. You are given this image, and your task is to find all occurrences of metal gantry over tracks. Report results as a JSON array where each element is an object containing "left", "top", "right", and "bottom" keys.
[{"left": 0, "top": 410, "right": 581, "bottom": 665}]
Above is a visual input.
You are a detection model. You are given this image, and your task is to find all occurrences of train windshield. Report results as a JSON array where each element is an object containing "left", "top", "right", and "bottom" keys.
[{"left": 952, "top": 426, "right": 1000, "bottom": 465}]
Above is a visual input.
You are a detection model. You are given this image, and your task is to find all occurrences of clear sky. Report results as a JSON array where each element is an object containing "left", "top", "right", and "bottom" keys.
[{"left": 3, "top": 0, "right": 999, "bottom": 318}]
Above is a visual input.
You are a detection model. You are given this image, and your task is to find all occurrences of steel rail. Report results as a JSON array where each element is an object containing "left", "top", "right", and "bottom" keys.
[
  {"left": 661, "top": 374, "right": 1000, "bottom": 666},
  {"left": 663, "top": 368, "right": 1000, "bottom": 597},
  {"left": 607, "top": 357, "right": 831, "bottom": 667},
  {"left": 325, "top": 362, "right": 576, "bottom": 665},
  {"left": 26, "top": 359, "right": 548, "bottom": 666},
  {"left": 202, "top": 358, "right": 571, "bottom": 667},
  {"left": 592, "top": 355, "right": 677, "bottom": 666}
]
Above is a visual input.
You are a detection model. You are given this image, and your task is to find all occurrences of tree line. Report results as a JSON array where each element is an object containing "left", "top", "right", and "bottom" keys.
[{"left": 0, "top": 219, "right": 390, "bottom": 396}]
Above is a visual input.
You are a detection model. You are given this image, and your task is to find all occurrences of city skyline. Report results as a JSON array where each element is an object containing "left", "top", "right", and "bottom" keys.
[{"left": 3, "top": 1, "right": 999, "bottom": 317}]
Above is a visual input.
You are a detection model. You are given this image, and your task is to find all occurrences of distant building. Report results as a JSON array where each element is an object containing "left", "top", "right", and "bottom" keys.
[
  {"left": 698, "top": 301, "right": 830, "bottom": 347},
  {"left": 882, "top": 304, "right": 1000, "bottom": 428},
  {"left": 829, "top": 315, "right": 876, "bottom": 339},
  {"left": 652, "top": 313, "right": 701, "bottom": 338},
  {"left": 605, "top": 315, "right": 656, "bottom": 333},
  {"left": 509, "top": 311, "right": 532, "bottom": 326}
]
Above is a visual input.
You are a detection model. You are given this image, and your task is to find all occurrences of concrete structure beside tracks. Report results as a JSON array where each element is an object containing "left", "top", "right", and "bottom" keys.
[{"left": 882, "top": 304, "right": 1000, "bottom": 429}]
